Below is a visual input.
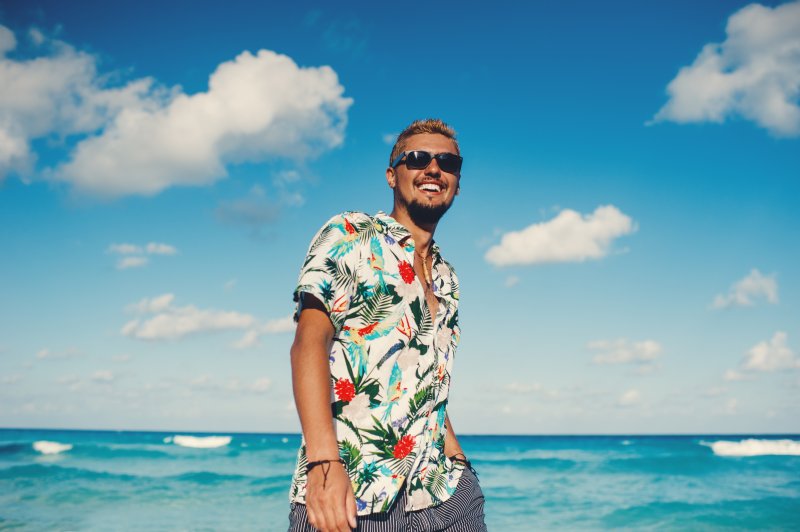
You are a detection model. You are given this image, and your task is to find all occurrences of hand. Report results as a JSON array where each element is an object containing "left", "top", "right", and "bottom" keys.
[{"left": 305, "top": 461, "right": 357, "bottom": 531}]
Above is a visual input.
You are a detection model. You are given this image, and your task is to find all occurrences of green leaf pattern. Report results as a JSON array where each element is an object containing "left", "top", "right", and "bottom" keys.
[{"left": 289, "top": 212, "right": 464, "bottom": 515}]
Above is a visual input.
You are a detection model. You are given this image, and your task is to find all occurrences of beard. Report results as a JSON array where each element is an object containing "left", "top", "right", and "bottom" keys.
[{"left": 404, "top": 197, "right": 453, "bottom": 226}]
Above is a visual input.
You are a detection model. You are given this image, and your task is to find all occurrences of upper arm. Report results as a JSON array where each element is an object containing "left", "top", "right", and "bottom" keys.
[
  {"left": 292, "top": 294, "right": 335, "bottom": 356},
  {"left": 292, "top": 213, "right": 361, "bottom": 333}
]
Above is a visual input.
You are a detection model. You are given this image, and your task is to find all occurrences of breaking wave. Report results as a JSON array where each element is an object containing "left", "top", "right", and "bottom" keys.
[
  {"left": 32, "top": 440, "right": 73, "bottom": 455},
  {"left": 172, "top": 435, "right": 232, "bottom": 448},
  {"left": 705, "top": 439, "right": 800, "bottom": 457}
]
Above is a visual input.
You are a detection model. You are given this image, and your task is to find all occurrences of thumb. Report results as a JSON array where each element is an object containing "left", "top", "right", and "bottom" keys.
[{"left": 346, "top": 492, "right": 357, "bottom": 529}]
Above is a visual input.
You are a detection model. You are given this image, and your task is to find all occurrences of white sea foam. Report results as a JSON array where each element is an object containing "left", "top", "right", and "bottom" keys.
[
  {"left": 706, "top": 439, "right": 800, "bottom": 457},
  {"left": 172, "top": 435, "right": 231, "bottom": 448},
  {"left": 32, "top": 440, "right": 73, "bottom": 455},
  {"left": 163, "top": 436, "right": 173, "bottom": 443}
]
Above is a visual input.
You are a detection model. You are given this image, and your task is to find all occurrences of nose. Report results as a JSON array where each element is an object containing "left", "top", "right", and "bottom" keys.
[{"left": 424, "top": 157, "right": 442, "bottom": 176}]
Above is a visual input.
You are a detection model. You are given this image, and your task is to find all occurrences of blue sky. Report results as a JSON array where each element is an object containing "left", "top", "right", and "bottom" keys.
[{"left": 1, "top": 0, "right": 798, "bottom": 434}]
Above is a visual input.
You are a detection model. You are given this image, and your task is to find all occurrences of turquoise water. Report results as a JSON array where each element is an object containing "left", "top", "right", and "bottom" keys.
[{"left": 1, "top": 429, "right": 798, "bottom": 530}]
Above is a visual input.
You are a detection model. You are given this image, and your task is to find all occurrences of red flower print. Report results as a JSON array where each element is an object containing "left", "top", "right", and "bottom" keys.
[
  {"left": 398, "top": 261, "right": 415, "bottom": 284},
  {"left": 334, "top": 378, "right": 355, "bottom": 402},
  {"left": 393, "top": 435, "right": 416, "bottom": 459}
]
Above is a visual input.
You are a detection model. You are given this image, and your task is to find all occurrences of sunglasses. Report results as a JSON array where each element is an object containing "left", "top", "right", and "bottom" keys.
[{"left": 391, "top": 151, "right": 463, "bottom": 174}]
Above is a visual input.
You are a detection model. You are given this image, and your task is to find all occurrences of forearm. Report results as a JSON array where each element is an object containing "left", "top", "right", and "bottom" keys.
[
  {"left": 444, "top": 414, "right": 465, "bottom": 457},
  {"left": 290, "top": 310, "right": 339, "bottom": 460}
]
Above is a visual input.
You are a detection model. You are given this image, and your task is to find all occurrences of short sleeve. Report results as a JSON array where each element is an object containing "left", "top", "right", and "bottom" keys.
[{"left": 293, "top": 213, "right": 361, "bottom": 332}]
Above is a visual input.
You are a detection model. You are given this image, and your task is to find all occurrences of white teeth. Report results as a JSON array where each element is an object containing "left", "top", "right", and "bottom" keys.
[{"left": 419, "top": 183, "right": 441, "bottom": 192}]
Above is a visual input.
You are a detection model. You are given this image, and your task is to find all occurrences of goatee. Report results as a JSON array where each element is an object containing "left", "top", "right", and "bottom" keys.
[{"left": 406, "top": 199, "right": 452, "bottom": 226}]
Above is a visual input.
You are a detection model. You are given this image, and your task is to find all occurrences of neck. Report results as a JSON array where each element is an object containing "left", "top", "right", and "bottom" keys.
[{"left": 389, "top": 206, "right": 436, "bottom": 254}]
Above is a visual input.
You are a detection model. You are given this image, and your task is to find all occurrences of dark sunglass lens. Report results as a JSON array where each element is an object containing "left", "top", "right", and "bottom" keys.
[
  {"left": 436, "top": 153, "right": 462, "bottom": 173},
  {"left": 406, "top": 151, "right": 433, "bottom": 169}
]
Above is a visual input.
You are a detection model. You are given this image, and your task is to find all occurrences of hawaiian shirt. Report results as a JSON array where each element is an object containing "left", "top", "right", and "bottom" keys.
[{"left": 289, "top": 211, "right": 464, "bottom": 515}]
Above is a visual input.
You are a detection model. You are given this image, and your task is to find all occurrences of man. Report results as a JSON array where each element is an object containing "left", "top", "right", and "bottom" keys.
[{"left": 288, "top": 119, "right": 486, "bottom": 531}]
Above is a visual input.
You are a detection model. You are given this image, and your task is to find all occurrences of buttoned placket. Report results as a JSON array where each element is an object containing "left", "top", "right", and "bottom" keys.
[{"left": 400, "top": 238, "right": 453, "bottom": 511}]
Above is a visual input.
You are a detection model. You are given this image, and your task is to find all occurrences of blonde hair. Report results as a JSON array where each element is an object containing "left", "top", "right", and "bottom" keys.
[{"left": 389, "top": 118, "right": 459, "bottom": 165}]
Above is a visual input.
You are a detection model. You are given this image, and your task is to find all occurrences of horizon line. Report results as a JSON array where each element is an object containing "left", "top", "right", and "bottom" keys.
[{"left": 1, "top": 426, "right": 798, "bottom": 438}]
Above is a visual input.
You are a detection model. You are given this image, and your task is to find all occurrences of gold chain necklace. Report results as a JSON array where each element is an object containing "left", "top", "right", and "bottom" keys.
[{"left": 415, "top": 248, "right": 432, "bottom": 288}]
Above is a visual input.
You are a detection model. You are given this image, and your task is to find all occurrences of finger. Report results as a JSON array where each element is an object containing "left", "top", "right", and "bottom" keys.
[
  {"left": 331, "top": 499, "right": 349, "bottom": 532},
  {"left": 322, "top": 500, "right": 339, "bottom": 532},
  {"left": 305, "top": 502, "right": 319, "bottom": 530},
  {"left": 345, "top": 493, "right": 357, "bottom": 529}
]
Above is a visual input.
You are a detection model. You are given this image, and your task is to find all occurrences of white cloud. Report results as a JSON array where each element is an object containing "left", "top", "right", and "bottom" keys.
[
  {"left": 117, "top": 256, "right": 149, "bottom": 270},
  {"left": 589, "top": 338, "right": 663, "bottom": 367},
  {"left": 107, "top": 241, "right": 177, "bottom": 269},
  {"left": 0, "top": 25, "right": 352, "bottom": 195},
  {"left": 504, "top": 275, "right": 520, "bottom": 288},
  {"left": 55, "top": 49, "right": 351, "bottom": 197},
  {"left": 36, "top": 347, "right": 80, "bottom": 360},
  {"left": 127, "top": 293, "right": 176, "bottom": 314},
  {"left": 122, "top": 294, "right": 256, "bottom": 341},
  {"left": 234, "top": 315, "right": 296, "bottom": 349},
  {"left": 617, "top": 389, "right": 641, "bottom": 407},
  {"left": 712, "top": 268, "right": 778, "bottom": 309},
  {"left": 91, "top": 370, "right": 114, "bottom": 382},
  {"left": 724, "top": 331, "right": 799, "bottom": 381},
  {"left": 146, "top": 242, "right": 177, "bottom": 255},
  {"left": 0, "top": 26, "right": 160, "bottom": 181},
  {"left": 742, "top": 331, "right": 798, "bottom": 372},
  {"left": 652, "top": 1, "right": 800, "bottom": 137},
  {"left": 108, "top": 243, "right": 143, "bottom": 255},
  {"left": 485, "top": 205, "right": 636, "bottom": 266},
  {"left": 382, "top": 133, "right": 397, "bottom": 145},
  {"left": 224, "top": 279, "right": 237, "bottom": 292}
]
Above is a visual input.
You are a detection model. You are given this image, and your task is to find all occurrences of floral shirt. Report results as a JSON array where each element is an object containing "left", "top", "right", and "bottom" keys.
[{"left": 289, "top": 211, "right": 464, "bottom": 515}]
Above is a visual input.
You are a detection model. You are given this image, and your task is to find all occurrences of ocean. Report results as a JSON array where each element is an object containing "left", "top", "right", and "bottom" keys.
[{"left": 1, "top": 429, "right": 798, "bottom": 530}]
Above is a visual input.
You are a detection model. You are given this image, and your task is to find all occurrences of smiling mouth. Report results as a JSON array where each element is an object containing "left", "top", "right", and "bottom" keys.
[{"left": 417, "top": 182, "right": 444, "bottom": 194}]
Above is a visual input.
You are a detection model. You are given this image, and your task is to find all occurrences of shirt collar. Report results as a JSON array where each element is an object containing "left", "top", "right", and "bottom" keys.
[{"left": 374, "top": 211, "right": 441, "bottom": 257}]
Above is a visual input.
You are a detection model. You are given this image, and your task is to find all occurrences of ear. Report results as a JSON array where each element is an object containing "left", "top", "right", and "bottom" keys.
[{"left": 386, "top": 167, "right": 396, "bottom": 188}]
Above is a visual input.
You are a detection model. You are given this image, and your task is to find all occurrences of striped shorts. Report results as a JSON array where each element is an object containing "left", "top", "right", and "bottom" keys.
[{"left": 288, "top": 467, "right": 487, "bottom": 531}]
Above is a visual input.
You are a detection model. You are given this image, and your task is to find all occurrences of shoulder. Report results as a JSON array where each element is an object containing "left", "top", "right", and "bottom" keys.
[{"left": 318, "top": 211, "right": 374, "bottom": 230}]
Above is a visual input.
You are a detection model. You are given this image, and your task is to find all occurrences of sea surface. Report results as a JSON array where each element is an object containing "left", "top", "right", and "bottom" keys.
[{"left": 1, "top": 429, "right": 799, "bottom": 530}]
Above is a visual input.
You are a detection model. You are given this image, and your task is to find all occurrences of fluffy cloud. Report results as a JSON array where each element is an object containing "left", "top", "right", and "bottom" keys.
[
  {"left": 742, "top": 331, "right": 798, "bottom": 372},
  {"left": 0, "top": 26, "right": 160, "bottom": 180},
  {"left": 91, "top": 370, "right": 114, "bottom": 382},
  {"left": 724, "top": 331, "right": 799, "bottom": 381},
  {"left": 122, "top": 293, "right": 292, "bottom": 345},
  {"left": 712, "top": 268, "right": 778, "bottom": 309},
  {"left": 588, "top": 338, "right": 663, "bottom": 367},
  {"left": 122, "top": 294, "right": 256, "bottom": 341},
  {"left": 0, "top": 25, "right": 352, "bottom": 196},
  {"left": 108, "top": 243, "right": 143, "bottom": 255},
  {"left": 146, "top": 243, "right": 177, "bottom": 255},
  {"left": 117, "top": 256, "right": 149, "bottom": 270},
  {"left": 652, "top": 1, "right": 800, "bottom": 137},
  {"left": 107, "top": 241, "right": 178, "bottom": 269},
  {"left": 234, "top": 315, "right": 296, "bottom": 349},
  {"left": 35, "top": 347, "right": 81, "bottom": 360},
  {"left": 485, "top": 206, "right": 636, "bottom": 266},
  {"left": 126, "top": 293, "right": 176, "bottom": 314}
]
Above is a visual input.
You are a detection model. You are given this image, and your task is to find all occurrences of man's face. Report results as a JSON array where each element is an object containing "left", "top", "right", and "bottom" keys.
[{"left": 387, "top": 133, "right": 460, "bottom": 226}]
